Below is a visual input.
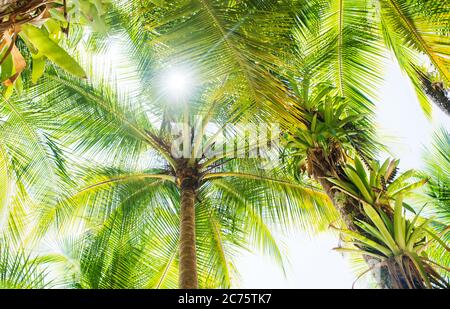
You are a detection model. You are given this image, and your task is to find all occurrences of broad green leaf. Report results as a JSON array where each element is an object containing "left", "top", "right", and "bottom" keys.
[
  {"left": 406, "top": 203, "right": 427, "bottom": 238},
  {"left": 356, "top": 220, "right": 385, "bottom": 244},
  {"left": 394, "top": 196, "right": 406, "bottom": 249},
  {"left": 379, "top": 209, "right": 394, "bottom": 236},
  {"left": 344, "top": 166, "right": 373, "bottom": 204},
  {"left": 402, "top": 202, "right": 416, "bottom": 215},
  {"left": 388, "top": 169, "right": 416, "bottom": 190},
  {"left": 20, "top": 24, "right": 86, "bottom": 78},
  {"left": 14, "top": 75, "right": 23, "bottom": 94},
  {"left": 389, "top": 178, "right": 428, "bottom": 197},
  {"left": 335, "top": 228, "right": 392, "bottom": 257},
  {"left": 379, "top": 159, "right": 390, "bottom": 177},
  {"left": 407, "top": 218, "right": 433, "bottom": 251},
  {"left": 327, "top": 178, "right": 360, "bottom": 199},
  {"left": 1, "top": 53, "right": 13, "bottom": 83},
  {"left": 311, "top": 113, "right": 318, "bottom": 132},
  {"left": 363, "top": 203, "right": 400, "bottom": 255},
  {"left": 32, "top": 57, "right": 46, "bottom": 84}
]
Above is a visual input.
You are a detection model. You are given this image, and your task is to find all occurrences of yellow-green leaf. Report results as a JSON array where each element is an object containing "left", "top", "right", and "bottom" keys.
[
  {"left": 32, "top": 57, "right": 45, "bottom": 84},
  {"left": 394, "top": 196, "right": 406, "bottom": 249},
  {"left": 20, "top": 24, "right": 86, "bottom": 78}
]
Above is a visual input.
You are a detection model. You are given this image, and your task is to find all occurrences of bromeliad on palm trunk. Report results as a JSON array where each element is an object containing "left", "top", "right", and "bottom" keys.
[
  {"left": 329, "top": 157, "right": 449, "bottom": 288},
  {"left": 283, "top": 82, "right": 449, "bottom": 288},
  {"left": 333, "top": 196, "right": 449, "bottom": 289},
  {"left": 284, "top": 83, "right": 374, "bottom": 231}
]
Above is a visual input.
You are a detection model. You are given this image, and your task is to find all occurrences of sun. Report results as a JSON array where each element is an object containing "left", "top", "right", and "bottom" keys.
[
  {"left": 161, "top": 67, "right": 195, "bottom": 100},
  {"left": 167, "top": 70, "right": 189, "bottom": 94}
]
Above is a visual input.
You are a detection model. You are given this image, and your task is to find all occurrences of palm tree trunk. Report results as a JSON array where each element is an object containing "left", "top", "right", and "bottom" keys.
[
  {"left": 307, "top": 148, "right": 366, "bottom": 231},
  {"left": 179, "top": 177, "right": 198, "bottom": 289}
]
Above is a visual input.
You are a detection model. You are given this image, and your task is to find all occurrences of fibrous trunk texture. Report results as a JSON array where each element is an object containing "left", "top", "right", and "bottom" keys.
[
  {"left": 307, "top": 148, "right": 423, "bottom": 289},
  {"left": 414, "top": 66, "right": 450, "bottom": 116},
  {"left": 307, "top": 147, "right": 366, "bottom": 231},
  {"left": 178, "top": 176, "right": 198, "bottom": 289}
]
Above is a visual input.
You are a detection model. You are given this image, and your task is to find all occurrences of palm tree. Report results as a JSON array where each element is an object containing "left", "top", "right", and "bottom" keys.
[
  {"left": 25, "top": 43, "right": 336, "bottom": 288},
  {"left": 277, "top": 0, "right": 450, "bottom": 287},
  {"left": 6, "top": 1, "right": 341, "bottom": 288},
  {"left": 1, "top": 0, "right": 447, "bottom": 289}
]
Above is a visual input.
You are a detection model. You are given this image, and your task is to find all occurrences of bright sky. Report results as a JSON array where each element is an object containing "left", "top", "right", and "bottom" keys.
[{"left": 234, "top": 56, "right": 450, "bottom": 289}]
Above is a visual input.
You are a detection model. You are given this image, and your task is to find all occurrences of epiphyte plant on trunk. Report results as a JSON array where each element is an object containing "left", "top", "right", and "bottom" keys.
[
  {"left": 281, "top": 80, "right": 449, "bottom": 288},
  {"left": 328, "top": 157, "right": 428, "bottom": 214},
  {"left": 333, "top": 196, "right": 449, "bottom": 289},
  {"left": 282, "top": 0, "right": 450, "bottom": 288},
  {"left": 284, "top": 83, "right": 367, "bottom": 179},
  {"left": 284, "top": 83, "right": 375, "bottom": 229},
  {"left": 330, "top": 157, "right": 449, "bottom": 288}
]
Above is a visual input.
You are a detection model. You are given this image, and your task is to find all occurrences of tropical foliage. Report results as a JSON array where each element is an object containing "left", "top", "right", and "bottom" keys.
[
  {"left": 328, "top": 157, "right": 427, "bottom": 212},
  {"left": 334, "top": 196, "right": 449, "bottom": 289},
  {"left": 24, "top": 65, "right": 334, "bottom": 288},
  {"left": 0, "top": 0, "right": 448, "bottom": 289},
  {"left": 0, "top": 0, "right": 113, "bottom": 97},
  {"left": 420, "top": 128, "right": 450, "bottom": 282}
]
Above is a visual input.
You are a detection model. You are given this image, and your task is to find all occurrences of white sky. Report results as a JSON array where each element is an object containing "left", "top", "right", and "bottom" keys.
[{"left": 234, "top": 56, "right": 450, "bottom": 289}]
